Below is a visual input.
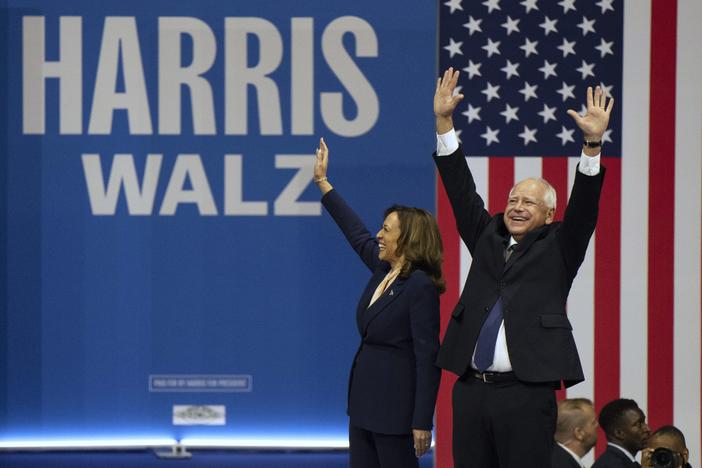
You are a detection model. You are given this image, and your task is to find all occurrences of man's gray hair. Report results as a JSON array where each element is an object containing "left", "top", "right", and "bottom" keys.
[{"left": 510, "top": 178, "right": 557, "bottom": 209}]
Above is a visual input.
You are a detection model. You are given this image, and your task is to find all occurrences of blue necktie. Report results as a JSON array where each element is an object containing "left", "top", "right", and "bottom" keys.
[
  {"left": 474, "top": 297, "right": 504, "bottom": 372},
  {"left": 474, "top": 245, "right": 514, "bottom": 372}
]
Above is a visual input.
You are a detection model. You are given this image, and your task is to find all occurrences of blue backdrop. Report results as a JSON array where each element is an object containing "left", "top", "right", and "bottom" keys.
[{"left": 0, "top": 0, "right": 437, "bottom": 441}]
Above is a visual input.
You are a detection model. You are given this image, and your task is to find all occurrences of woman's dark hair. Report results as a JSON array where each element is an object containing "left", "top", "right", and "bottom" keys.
[{"left": 384, "top": 205, "right": 445, "bottom": 294}]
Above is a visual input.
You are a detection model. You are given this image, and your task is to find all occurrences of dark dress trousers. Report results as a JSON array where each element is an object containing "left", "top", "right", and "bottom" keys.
[
  {"left": 592, "top": 445, "right": 640, "bottom": 468},
  {"left": 321, "top": 189, "right": 441, "bottom": 468},
  {"left": 552, "top": 443, "right": 583, "bottom": 468},
  {"left": 434, "top": 146, "right": 605, "bottom": 468}
]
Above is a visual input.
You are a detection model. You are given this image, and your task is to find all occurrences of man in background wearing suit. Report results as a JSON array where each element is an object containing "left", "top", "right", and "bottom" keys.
[
  {"left": 433, "top": 67, "right": 613, "bottom": 468},
  {"left": 552, "top": 398, "right": 599, "bottom": 468},
  {"left": 593, "top": 399, "right": 651, "bottom": 468}
]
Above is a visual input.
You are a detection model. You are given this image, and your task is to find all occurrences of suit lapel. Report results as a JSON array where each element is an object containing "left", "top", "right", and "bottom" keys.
[
  {"left": 361, "top": 277, "right": 407, "bottom": 335},
  {"left": 503, "top": 225, "right": 549, "bottom": 274}
]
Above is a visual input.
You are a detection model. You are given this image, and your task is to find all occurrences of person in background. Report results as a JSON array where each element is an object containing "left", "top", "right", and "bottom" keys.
[
  {"left": 314, "top": 137, "right": 443, "bottom": 468},
  {"left": 552, "top": 398, "right": 599, "bottom": 468},
  {"left": 593, "top": 398, "right": 651, "bottom": 468},
  {"left": 641, "top": 425, "right": 691, "bottom": 468}
]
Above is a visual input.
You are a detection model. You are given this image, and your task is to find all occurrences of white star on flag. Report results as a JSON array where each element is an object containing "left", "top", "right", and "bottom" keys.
[
  {"left": 518, "top": 125, "right": 538, "bottom": 145},
  {"left": 557, "top": 37, "right": 577, "bottom": 57},
  {"left": 599, "top": 81, "right": 613, "bottom": 96},
  {"left": 558, "top": 0, "right": 577, "bottom": 14},
  {"left": 556, "top": 125, "right": 575, "bottom": 145},
  {"left": 538, "top": 104, "right": 557, "bottom": 123},
  {"left": 520, "top": 37, "right": 539, "bottom": 57},
  {"left": 482, "top": 0, "right": 501, "bottom": 14},
  {"left": 520, "top": 0, "right": 539, "bottom": 14},
  {"left": 463, "top": 60, "right": 483, "bottom": 79},
  {"left": 500, "top": 103, "right": 520, "bottom": 123},
  {"left": 482, "top": 38, "right": 501, "bottom": 57},
  {"left": 596, "top": 0, "right": 615, "bottom": 14},
  {"left": 577, "top": 60, "right": 596, "bottom": 80},
  {"left": 481, "top": 126, "right": 500, "bottom": 145},
  {"left": 501, "top": 16, "right": 521, "bottom": 35},
  {"left": 444, "top": 0, "right": 464, "bottom": 14},
  {"left": 519, "top": 81, "right": 538, "bottom": 101},
  {"left": 557, "top": 81, "right": 576, "bottom": 101},
  {"left": 444, "top": 38, "right": 463, "bottom": 57},
  {"left": 577, "top": 16, "right": 597, "bottom": 36},
  {"left": 595, "top": 38, "right": 614, "bottom": 58},
  {"left": 540, "top": 16, "right": 558, "bottom": 35},
  {"left": 462, "top": 104, "right": 482, "bottom": 123},
  {"left": 501, "top": 60, "right": 521, "bottom": 79},
  {"left": 463, "top": 16, "right": 483, "bottom": 35},
  {"left": 482, "top": 82, "right": 501, "bottom": 101},
  {"left": 539, "top": 60, "right": 558, "bottom": 79}
]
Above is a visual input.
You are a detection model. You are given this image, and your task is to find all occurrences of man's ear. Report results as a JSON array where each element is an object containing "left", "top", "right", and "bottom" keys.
[
  {"left": 682, "top": 448, "right": 689, "bottom": 465},
  {"left": 544, "top": 207, "right": 555, "bottom": 225}
]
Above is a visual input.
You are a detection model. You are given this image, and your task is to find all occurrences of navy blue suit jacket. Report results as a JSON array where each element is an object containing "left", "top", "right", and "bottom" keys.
[
  {"left": 552, "top": 443, "right": 583, "bottom": 468},
  {"left": 434, "top": 146, "right": 605, "bottom": 387},
  {"left": 592, "top": 445, "right": 640, "bottom": 468},
  {"left": 322, "top": 189, "right": 441, "bottom": 435}
]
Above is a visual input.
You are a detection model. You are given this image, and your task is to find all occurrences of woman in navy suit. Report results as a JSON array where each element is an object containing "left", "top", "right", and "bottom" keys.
[{"left": 314, "top": 138, "right": 444, "bottom": 468}]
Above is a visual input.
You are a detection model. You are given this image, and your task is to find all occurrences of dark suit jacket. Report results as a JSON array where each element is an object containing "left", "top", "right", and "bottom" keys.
[
  {"left": 592, "top": 445, "right": 640, "bottom": 468},
  {"left": 434, "top": 147, "right": 605, "bottom": 386},
  {"left": 322, "top": 189, "right": 441, "bottom": 434},
  {"left": 552, "top": 443, "right": 584, "bottom": 468}
]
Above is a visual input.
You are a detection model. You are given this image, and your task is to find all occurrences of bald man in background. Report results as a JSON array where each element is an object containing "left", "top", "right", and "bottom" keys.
[{"left": 552, "top": 398, "right": 599, "bottom": 468}]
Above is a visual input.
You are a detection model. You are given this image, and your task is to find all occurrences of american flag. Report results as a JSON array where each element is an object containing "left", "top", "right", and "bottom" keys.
[{"left": 435, "top": 1, "right": 702, "bottom": 467}]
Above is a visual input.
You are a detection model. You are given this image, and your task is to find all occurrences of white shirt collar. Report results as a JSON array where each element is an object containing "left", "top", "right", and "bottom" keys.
[
  {"left": 608, "top": 442, "right": 637, "bottom": 462},
  {"left": 557, "top": 443, "right": 585, "bottom": 468}
]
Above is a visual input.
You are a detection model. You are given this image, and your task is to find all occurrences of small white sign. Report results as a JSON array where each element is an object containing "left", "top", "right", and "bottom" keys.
[{"left": 173, "top": 405, "right": 226, "bottom": 426}]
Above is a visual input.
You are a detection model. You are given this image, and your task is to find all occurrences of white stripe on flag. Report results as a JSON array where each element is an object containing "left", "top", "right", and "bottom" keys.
[
  {"left": 620, "top": 0, "right": 651, "bottom": 410},
  {"left": 514, "top": 157, "right": 542, "bottom": 183},
  {"left": 674, "top": 0, "right": 702, "bottom": 465},
  {"left": 566, "top": 155, "right": 597, "bottom": 466}
]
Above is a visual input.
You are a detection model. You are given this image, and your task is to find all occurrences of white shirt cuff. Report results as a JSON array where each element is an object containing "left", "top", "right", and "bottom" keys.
[
  {"left": 578, "top": 151, "right": 600, "bottom": 175},
  {"left": 436, "top": 129, "right": 459, "bottom": 156}
]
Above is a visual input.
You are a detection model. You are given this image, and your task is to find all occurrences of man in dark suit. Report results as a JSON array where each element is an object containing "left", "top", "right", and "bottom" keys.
[
  {"left": 593, "top": 399, "right": 651, "bottom": 468},
  {"left": 552, "top": 398, "right": 599, "bottom": 468},
  {"left": 432, "top": 68, "right": 613, "bottom": 468}
]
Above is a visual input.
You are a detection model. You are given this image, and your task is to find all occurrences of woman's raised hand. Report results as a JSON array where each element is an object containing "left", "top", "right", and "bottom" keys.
[{"left": 314, "top": 137, "right": 333, "bottom": 195}]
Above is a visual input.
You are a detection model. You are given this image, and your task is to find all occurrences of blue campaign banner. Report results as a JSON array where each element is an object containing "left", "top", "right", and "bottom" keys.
[{"left": 0, "top": 0, "right": 437, "bottom": 441}]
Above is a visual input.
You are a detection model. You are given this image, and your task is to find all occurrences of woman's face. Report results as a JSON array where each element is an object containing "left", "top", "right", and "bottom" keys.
[{"left": 376, "top": 212, "right": 402, "bottom": 265}]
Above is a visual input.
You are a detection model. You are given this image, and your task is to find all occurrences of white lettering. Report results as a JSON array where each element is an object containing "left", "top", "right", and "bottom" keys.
[
  {"left": 224, "top": 155, "right": 268, "bottom": 215},
  {"left": 158, "top": 17, "right": 217, "bottom": 135},
  {"left": 160, "top": 154, "right": 218, "bottom": 215},
  {"left": 224, "top": 18, "right": 283, "bottom": 135},
  {"left": 321, "top": 16, "right": 379, "bottom": 137},
  {"left": 274, "top": 155, "right": 319, "bottom": 215},
  {"left": 82, "top": 153, "right": 162, "bottom": 215},
  {"left": 290, "top": 18, "right": 314, "bottom": 135},
  {"left": 88, "top": 17, "right": 153, "bottom": 135},
  {"left": 22, "top": 16, "right": 82, "bottom": 134}
]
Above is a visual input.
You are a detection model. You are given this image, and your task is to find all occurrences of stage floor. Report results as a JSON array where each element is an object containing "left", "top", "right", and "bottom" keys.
[{"left": 0, "top": 449, "right": 435, "bottom": 467}]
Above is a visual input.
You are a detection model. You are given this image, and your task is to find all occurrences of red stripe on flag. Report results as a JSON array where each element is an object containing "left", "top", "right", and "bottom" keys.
[
  {"left": 542, "top": 157, "right": 569, "bottom": 222},
  {"left": 488, "top": 158, "right": 514, "bottom": 215},
  {"left": 647, "top": 0, "right": 676, "bottom": 430},
  {"left": 594, "top": 157, "right": 622, "bottom": 456},
  {"left": 542, "top": 156, "right": 570, "bottom": 401},
  {"left": 435, "top": 170, "right": 460, "bottom": 468}
]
